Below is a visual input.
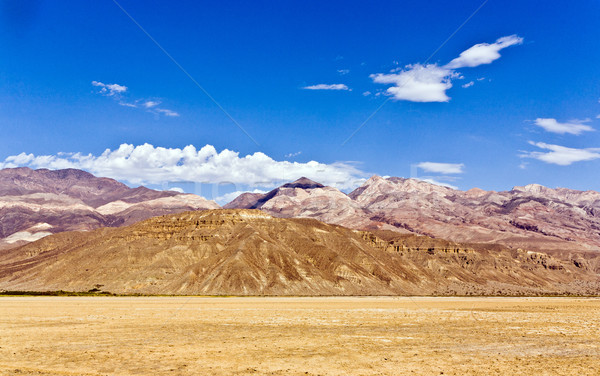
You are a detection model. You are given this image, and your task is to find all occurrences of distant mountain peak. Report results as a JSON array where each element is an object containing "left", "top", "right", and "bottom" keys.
[
  {"left": 281, "top": 177, "right": 325, "bottom": 189},
  {"left": 512, "top": 183, "right": 548, "bottom": 193}
]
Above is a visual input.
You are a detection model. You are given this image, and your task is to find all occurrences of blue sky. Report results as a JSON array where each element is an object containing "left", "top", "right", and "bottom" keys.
[{"left": 1, "top": 0, "right": 599, "bottom": 202}]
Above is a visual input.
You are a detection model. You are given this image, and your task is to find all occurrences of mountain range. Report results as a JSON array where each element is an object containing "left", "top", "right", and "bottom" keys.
[
  {"left": 2, "top": 168, "right": 600, "bottom": 255},
  {"left": 1, "top": 167, "right": 599, "bottom": 295},
  {"left": 1, "top": 209, "right": 598, "bottom": 295},
  {"left": 0, "top": 167, "right": 218, "bottom": 250},
  {"left": 226, "top": 176, "right": 600, "bottom": 254}
]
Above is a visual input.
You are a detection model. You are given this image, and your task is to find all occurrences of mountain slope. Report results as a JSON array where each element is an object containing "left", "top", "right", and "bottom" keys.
[
  {"left": 0, "top": 209, "right": 597, "bottom": 296},
  {"left": 350, "top": 176, "right": 600, "bottom": 252},
  {"left": 0, "top": 167, "right": 219, "bottom": 249},
  {"left": 227, "top": 176, "right": 600, "bottom": 252},
  {"left": 224, "top": 177, "right": 399, "bottom": 232}
]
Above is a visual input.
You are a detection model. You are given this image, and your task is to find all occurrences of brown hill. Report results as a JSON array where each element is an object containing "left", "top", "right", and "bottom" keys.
[
  {"left": 1, "top": 209, "right": 598, "bottom": 296},
  {"left": 0, "top": 167, "right": 219, "bottom": 249}
]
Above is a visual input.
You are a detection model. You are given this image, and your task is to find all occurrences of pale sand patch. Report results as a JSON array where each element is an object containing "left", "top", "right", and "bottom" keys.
[{"left": 0, "top": 297, "right": 598, "bottom": 375}]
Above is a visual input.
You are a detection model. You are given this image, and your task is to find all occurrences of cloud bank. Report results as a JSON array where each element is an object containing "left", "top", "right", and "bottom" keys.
[
  {"left": 0, "top": 143, "right": 367, "bottom": 190},
  {"left": 371, "top": 35, "right": 522, "bottom": 102}
]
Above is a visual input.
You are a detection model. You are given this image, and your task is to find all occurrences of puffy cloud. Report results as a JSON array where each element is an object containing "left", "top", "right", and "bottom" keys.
[
  {"left": 534, "top": 118, "right": 594, "bottom": 135},
  {"left": 303, "top": 84, "right": 350, "bottom": 91},
  {"left": 371, "top": 64, "right": 455, "bottom": 102},
  {"left": 0, "top": 143, "right": 367, "bottom": 190},
  {"left": 445, "top": 35, "right": 523, "bottom": 69},
  {"left": 522, "top": 141, "right": 600, "bottom": 165},
  {"left": 92, "top": 81, "right": 127, "bottom": 96},
  {"left": 416, "top": 162, "right": 465, "bottom": 174},
  {"left": 371, "top": 35, "right": 522, "bottom": 102},
  {"left": 462, "top": 81, "right": 474, "bottom": 88}
]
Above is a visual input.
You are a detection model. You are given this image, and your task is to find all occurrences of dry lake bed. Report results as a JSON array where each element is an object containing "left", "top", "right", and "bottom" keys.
[{"left": 0, "top": 296, "right": 599, "bottom": 375}]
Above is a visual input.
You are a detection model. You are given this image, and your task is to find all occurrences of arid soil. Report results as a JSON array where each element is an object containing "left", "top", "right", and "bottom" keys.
[{"left": 0, "top": 297, "right": 598, "bottom": 375}]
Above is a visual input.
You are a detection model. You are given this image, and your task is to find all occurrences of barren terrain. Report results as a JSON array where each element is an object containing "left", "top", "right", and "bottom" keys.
[
  {"left": 3, "top": 210, "right": 598, "bottom": 296},
  {"left": 1, "top": 297, "right": 599, "bottom": 375}
]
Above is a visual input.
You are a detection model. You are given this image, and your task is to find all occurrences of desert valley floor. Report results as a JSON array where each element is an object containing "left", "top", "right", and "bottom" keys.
[{"left": 0, "top": 297, "right": 599, "bottom": 375}]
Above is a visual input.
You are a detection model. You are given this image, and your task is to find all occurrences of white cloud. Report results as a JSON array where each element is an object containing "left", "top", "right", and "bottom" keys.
[
  {"left": 215, "top": 189, "right": 268, "bottom": 205},
  {"left": 534, "top": 118, "right": 594, "bottom": 135},
  {"left": 154, "top": 108, "right": 180, "bottom": 117},
  {"left": 416, "top": 162, "right": 465, "bottom": 174},
  {"left": 168, "top": 187, "right": 184, "bottom": 193},
  {"left": 371, "top": 35, "right": 522, "bottom": 102},
  {"left": 337, "top": 69, "right": 350, "bottom": 75},
  {"left": 303, "top": 84, "right": 350, "bottom": 91},
  {"left": 371, "top": 64, "right": 456, "bottom": 102},
  {"left": 92, "top": 81, "right": 127, "bottom": 96},
  {"left": 143, "top": 101, "right": 160, "bottom": 108},
  {"left": 285, "top": 151, "right": 302, "bottom": 158},
  {"left": 362, "top": 91, "right": 372, "bottom": 96},
  {"left": 462, "top": 81, "right": 474, "bottom": 88},
  {"left": 92, "top": 82, "right": 178, "bottom": 117},
  {"left": 0, "top": 144, "right": 367, "bottom": 190},
  {"left": 522, "top": 141, "right": 600, "bottom": 165},
  {"left": 445, "top": 35, "right": 523, "bottom": 69}
]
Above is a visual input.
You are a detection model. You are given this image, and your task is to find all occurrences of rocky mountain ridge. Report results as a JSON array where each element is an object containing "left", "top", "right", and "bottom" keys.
[
  {"left": 227, "top": 176, "right": 600, "bottom": 252},
  {"left": 2, "top": 167, "right": 599, "bottom": 257},
  {"left": 1, "top": 209, "right": 597, "bottom": 296},
  {"left": 0, "top": 167, "right": 219, "bottom": 249}
]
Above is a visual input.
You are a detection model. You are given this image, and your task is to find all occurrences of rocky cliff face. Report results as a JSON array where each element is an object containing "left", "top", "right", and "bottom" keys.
[
  {"left": 226, "top": 176, "right": 600, "bottom": 252},
  {"left": 0, "top": 168, "right": 219, "bottom": 249},
  {"left": 1, "top": 209, "right": 597, "bottom": 296}
]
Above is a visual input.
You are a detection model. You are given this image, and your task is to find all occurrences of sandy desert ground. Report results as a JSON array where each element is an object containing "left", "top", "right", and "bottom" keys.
[{"left": 0, "top": 296, "right": 599, "bottom": 375}]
